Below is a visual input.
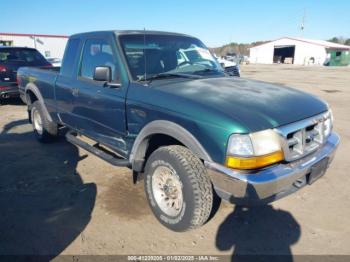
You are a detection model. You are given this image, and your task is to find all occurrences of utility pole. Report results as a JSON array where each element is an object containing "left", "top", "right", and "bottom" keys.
[{"left": 29, "top": 35, "right": 37, "bottom": 49}]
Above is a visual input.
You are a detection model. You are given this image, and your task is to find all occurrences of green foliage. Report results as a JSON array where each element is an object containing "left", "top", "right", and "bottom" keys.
[
  {"left": 328, "top": 37, "right": 340, "bottom": 43},
  {"left": 327, "top": 36, "right": 350, "bottom": 45},
  {"left": 209, "top": 41, "right": 269, "bottom": 57}
]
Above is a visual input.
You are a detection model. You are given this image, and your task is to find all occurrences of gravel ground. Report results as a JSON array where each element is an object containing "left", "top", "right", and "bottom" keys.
[{"left": 0, "top": 64, "right": 349, "bottom": 260}]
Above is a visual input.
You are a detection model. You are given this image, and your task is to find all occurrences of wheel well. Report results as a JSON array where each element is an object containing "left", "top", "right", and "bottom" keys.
[
  {"left": 26, "top": 90, "right": 38, "bottom": 105},
  {"left": 145, "top": 134, "right": 184, "bottom": 160},
  {"left": 133, "top": 134, "right": 184, "bottom": 172},
  {"left": 26, "top": 90, "right": 38, "bottom": 123}
]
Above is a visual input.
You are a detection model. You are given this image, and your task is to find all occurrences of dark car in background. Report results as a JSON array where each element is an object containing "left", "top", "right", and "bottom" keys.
[{"left": 0, "top": 47, "right": 51, "bottom": 101}]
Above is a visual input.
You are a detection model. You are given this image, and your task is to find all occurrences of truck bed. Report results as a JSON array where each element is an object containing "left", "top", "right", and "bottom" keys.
[{"left": 17, "top": 66, "right": 60, "bottom": 106}]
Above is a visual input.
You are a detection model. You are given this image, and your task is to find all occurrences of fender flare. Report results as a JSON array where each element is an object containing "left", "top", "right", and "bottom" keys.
[
  {"left": 25, "top": 83, "right": 53, "bottom": 122},
  {"left": 130, "top": 120, "right": 212, "bottom": 170}
]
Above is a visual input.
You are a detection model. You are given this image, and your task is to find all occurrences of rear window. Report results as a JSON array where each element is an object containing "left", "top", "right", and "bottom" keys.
[{"left": 0, "top": 48, "right": 48, "bottom": 64}]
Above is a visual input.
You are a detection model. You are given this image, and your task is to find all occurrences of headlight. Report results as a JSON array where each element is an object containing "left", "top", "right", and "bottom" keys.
[
  {"left": 324, "top": 110, "right": 333, "bottom": 137},
  {"left": 227, "top": 134, "right": 254, "bottom": 156},
  {"left": 226, "top": 130, "right": 284, "bottom": 170}
]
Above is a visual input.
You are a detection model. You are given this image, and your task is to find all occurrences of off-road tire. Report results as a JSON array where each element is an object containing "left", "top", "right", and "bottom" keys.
[
  {"left": 144, "top": 145, "right": 213, "bottom": 231},
  {"left": 30, "top": 101, "right": 58, "bottom": 143}
]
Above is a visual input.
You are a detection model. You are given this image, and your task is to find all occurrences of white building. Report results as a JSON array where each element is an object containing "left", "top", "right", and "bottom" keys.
[
  {"left": 0, "top": 32, "right": 68, "bottom": 59},
  {"left": 249, "top": 37, "right": 350, "bottom": 65}
]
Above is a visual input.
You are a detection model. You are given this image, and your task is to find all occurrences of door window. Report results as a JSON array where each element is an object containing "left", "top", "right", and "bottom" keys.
[{"left": 80, "top": 39, "right": 118, "bottom": 81}]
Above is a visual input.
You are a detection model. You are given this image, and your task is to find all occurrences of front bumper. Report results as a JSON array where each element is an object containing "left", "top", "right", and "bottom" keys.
[
  {"left": 0, "top": 82, "right": 19, "bottom": 99},
  {"left": 205, "top": 132, "right": 340, "bottom": 205}
]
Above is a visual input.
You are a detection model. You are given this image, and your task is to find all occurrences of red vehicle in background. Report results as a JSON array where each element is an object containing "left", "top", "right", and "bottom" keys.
[{"left": 0, "top": 47, "right": 51, "bottom": 101}]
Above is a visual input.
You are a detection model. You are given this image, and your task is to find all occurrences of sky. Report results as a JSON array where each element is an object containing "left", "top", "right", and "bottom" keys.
[{"left": 1, "top": 0, "right": 349, "bottom": 47}]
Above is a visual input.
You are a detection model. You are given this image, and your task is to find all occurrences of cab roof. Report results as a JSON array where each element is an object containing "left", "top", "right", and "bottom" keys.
[{"left": 70, "top": 30, "right": 193, "bottom": 39}]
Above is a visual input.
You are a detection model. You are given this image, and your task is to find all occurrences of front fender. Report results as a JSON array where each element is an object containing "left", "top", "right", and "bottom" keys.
[{"left": 130, "top": 120, "right": 213, "bottom": 171}]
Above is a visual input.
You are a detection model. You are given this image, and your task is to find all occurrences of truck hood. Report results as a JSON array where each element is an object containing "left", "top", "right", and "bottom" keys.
[{"left": 151, "top": 77, "right": 328, "bottom": 132}]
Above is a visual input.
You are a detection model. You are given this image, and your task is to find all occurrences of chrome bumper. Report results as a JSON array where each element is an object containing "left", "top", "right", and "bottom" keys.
[{"left": 205, "top": 132, "right": 340, "bottom": 205}]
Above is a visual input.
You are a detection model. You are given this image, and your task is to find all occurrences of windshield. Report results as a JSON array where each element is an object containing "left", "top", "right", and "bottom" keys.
[
  {"left": 119, "top": 34, "right": 223, "bottom": 81},
  {"left": 0, "top": 48, "right": 49, "bottom": 65}
]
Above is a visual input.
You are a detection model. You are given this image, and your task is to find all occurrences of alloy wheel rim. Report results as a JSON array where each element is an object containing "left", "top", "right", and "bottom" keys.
[
  {"left": 152, "top": 165, "right": 183, "bottom": 217},
  {"left": 33, "top": 109, "right": 43, "bottom": 135}
]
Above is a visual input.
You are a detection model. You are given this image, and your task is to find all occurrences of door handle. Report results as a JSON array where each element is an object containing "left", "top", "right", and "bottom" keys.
[{"left": 72, "top": 88, "right": 79, "bottom": 97}]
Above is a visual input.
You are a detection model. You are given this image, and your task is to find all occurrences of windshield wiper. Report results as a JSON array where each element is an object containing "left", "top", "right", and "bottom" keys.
[
  {"left": 137, "top": 72, "right": 201, "bottom": 82},
  {"left": 194, "top": 68, "right": 221, "bottom": 74}
]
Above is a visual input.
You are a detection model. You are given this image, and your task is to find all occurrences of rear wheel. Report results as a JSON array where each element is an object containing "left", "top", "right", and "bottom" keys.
[
  {"left": 30, "top": 101, "right": 58, "bottom": 143},
  {"left": 144, "top": 145, "right": 213, "bottom": 231}
]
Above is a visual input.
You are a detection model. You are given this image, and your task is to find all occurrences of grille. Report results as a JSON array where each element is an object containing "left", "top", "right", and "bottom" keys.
[
  {"left": 225, "top": 66, "right": 240, "bottom": 77},
  {"left": 276, "top": 112, "right": 332, "bottom": 162}
]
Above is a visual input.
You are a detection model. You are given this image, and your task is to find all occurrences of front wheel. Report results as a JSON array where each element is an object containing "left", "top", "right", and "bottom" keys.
[{"left": 144, "top": 145, "right": 213, "bottom": 231}]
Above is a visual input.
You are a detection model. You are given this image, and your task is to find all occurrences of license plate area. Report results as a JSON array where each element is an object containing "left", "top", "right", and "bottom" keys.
[{"left": 308, "top": 157, "right": 329, "bottom": 185}]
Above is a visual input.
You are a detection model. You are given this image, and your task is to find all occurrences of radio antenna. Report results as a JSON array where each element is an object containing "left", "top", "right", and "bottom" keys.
[
  {"left": 300, "top": 9, "right": 306, "bottom": 37},
  {"left": 143, "top": 27, "right": 147, "bottom": 81}
]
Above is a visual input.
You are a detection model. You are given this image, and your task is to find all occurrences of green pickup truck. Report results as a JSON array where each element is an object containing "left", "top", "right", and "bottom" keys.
[{"left": 17, "top": 30, "right": 339, "bottom": 231}]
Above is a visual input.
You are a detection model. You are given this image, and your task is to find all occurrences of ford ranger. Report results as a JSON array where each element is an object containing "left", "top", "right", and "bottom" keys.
[{"left": 17, "top": 30, "right": 339, "bottom": 232}]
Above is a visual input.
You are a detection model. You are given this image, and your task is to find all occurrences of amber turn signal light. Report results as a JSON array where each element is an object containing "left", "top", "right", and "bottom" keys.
[{"left": 226, "top": 151, "right": 284, "bottom": 170}]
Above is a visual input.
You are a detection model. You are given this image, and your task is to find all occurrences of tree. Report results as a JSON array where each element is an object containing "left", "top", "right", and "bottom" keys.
[
  {"left": 328, "top": 36, "right": 348, "bottom": 44},
  {"left": 328, "top": 37, "right": 340, "bottom": 43}
]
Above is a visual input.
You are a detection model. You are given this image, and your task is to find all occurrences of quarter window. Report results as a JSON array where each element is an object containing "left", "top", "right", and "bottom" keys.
[{"left": 61, "top": 38, "right": 80, "bottom": 77}]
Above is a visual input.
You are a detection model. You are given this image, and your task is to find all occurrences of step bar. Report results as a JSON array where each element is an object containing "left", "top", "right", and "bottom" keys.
[{"left": 66, "top": 131, "right": 130, "bottom": 167}]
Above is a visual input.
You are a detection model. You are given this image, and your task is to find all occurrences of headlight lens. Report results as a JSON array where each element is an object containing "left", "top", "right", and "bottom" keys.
[
  {"left": 324, "top": 110, "right": 333, "bottom": 137},
  {"left": 226, "top": 129, "right": 284, "bottom": 170},
  {"left": 250, "top": 129, "right": 282, "bottom": 156},
  {"left": 227, "top": 134, "right": 254, "bottom": 156}
]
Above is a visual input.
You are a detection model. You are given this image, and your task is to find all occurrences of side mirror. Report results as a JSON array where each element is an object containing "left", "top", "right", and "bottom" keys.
[
  {"left": 93, "top": 66, "right": 121, "bottom": 87},
  {"left": 94, "top": 66, "right": 111, "bottom": 82}
]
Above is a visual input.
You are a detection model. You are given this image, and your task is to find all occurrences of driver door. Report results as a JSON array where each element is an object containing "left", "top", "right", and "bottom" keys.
[{"left": 73, "top": 37, "right": 127, "bottom": 153}]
